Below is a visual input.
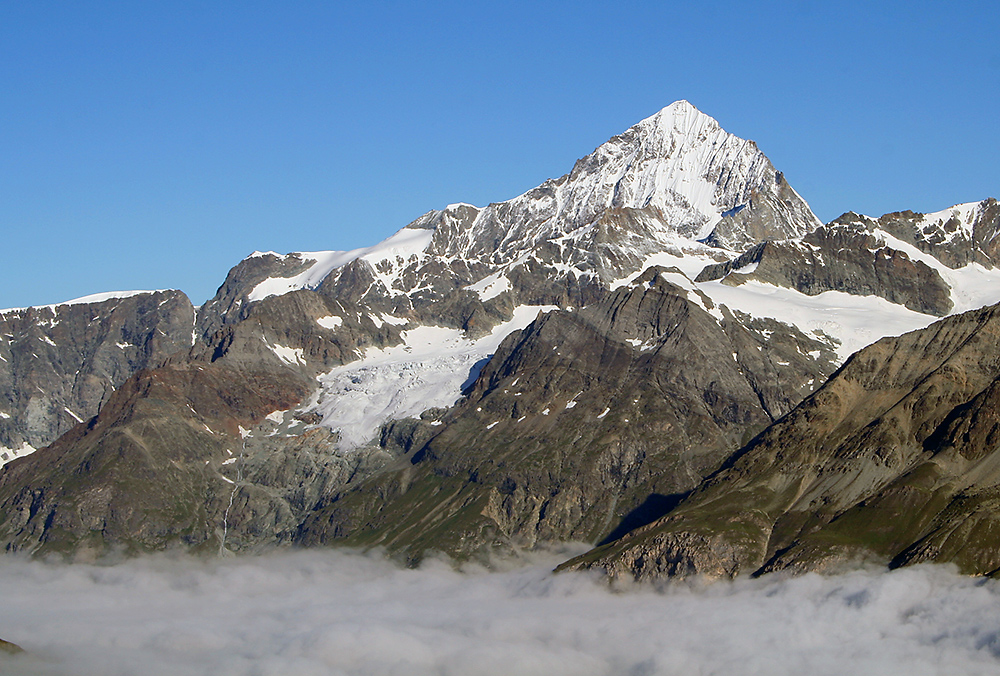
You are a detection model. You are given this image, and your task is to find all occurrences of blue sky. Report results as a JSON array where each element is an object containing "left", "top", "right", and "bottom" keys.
[{"left": 2, "top": 1, "right": 997, "bottom": 308}]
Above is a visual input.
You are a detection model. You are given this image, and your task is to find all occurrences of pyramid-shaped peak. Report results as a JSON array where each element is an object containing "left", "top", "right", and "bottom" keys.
[{"left": 629, "top": 100, "right": 724, "bottom": 140}]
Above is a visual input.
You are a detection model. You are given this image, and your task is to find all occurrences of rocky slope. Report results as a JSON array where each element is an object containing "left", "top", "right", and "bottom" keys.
[
  {"left": 295, "top": 266, "right": 836, "bottom": 558},
  {"left": 565, "top": 301, "right": 1000, "bottom": 580},
  {"left": 0, "top": 359, "right": 315, "bottom": 557}
]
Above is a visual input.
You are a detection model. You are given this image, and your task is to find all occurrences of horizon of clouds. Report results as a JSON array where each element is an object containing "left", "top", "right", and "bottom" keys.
[{"left": 1, "top": 547, "right": 999, "bottom": 676}]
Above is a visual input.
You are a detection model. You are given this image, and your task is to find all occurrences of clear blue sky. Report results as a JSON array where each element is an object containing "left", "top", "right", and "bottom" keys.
[{"left": 2, "top": 1, "right": 997, "bottom": 308}]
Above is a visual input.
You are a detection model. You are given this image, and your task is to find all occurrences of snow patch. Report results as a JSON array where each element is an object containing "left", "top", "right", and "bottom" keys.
[
  {"left": 248, "top": 228, "right": 435, "bottom": 302},
  {"left": 466, "top": 272, "right": 512, "bottom": 301},
  {"left": 270, "top": 344, "right": 305, "bottom": 366},
  {"left": 0, "top": 442, "right": 37, "bottom": 467},
  {"left": 316, "top": 315, "right": 343, "bottom": 330}
]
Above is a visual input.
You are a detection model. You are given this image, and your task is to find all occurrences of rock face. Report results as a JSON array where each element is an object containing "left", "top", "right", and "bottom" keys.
[
  {"left": 844, "top": 199, "right": 1000, "bottom": 269},
  {"left": 0, "top": 291, "right": 195, "bottom": 465},
  {"left": 566, "top": 302, "right": 1000, "bottom": 580}
]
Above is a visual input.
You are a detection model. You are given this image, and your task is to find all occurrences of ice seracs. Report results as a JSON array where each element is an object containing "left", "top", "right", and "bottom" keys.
[{"left": 308, "top": 306, "right": 557, "bottom": 449}]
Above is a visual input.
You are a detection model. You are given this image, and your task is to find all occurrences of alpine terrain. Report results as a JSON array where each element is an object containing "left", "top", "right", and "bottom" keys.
[{"left": 2, "top": 101, "right": 1000, "bottom": 581}]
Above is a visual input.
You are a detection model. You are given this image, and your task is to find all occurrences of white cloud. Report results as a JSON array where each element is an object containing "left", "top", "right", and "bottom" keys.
[{"left": 0, "top": 548, "right": 999, "bottom": 675}]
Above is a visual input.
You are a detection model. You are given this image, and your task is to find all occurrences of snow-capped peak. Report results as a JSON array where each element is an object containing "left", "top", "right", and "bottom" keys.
[
  {"left": 237, "top": 102, "right": 820, "bottom": 305},
  {"left": 420, "top": 100, "right": 819, "bottom": 275},
  {"left": 579, "top": 100, "right": 775, "bottom": 238}
]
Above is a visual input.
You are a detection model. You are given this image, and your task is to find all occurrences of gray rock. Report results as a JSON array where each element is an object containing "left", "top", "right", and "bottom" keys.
[{"left": 0, "top": 291, "right": 194, "bottom": 460}]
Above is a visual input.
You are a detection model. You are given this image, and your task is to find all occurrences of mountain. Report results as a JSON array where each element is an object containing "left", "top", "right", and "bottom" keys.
[
  {"left": 564, "top": 300, "right": 1000, "bottom": 580},
  {"left": 0, "top": 291, "right": 195, "bottom": 465},
  {"left": 0, "top": 102, "right": 998, "bottom": 570},
  {"left": 295, "top": 265, "right": 834, "bottom": 557}
]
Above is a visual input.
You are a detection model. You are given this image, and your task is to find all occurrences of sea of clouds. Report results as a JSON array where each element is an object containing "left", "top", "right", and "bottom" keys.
[{"left": 1, "top": 546, "right": 999, "bottom": 676}]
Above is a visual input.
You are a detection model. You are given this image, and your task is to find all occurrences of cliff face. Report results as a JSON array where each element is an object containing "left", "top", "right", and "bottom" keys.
[{"left": 0, "top": 291, "right": 195, "bottom": 465}]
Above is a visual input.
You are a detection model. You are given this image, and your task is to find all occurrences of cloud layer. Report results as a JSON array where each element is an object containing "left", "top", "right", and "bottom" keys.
[{"left": 1, "top": 547, "right": 999, "bottom": 675}]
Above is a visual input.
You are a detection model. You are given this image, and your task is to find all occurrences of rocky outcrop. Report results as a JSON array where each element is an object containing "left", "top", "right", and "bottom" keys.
[
  {"left": 0, "top": 291, "right": 195, "bottom": 464},
  {"left": 565, "top": 301, "right": 1000, "bottom": 580},
  {"left": 838, "top": 199, "right": 1000, "bottom": 269},
  {"left": 196, "top": 251, "right": 318, "bottom": 340},
  {"left": 703, "top": 171, "right": 819, "bottom": 252}
]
